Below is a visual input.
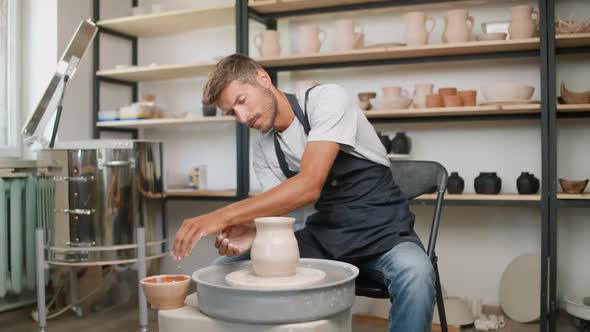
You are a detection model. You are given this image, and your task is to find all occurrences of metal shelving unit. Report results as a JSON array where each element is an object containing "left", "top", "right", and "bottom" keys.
[{"left": 92, "top": 1, "right": 246, "bottom": 200}]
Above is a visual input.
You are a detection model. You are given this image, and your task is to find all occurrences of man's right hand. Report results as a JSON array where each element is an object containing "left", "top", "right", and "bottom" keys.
[{"left": 215, "top": 223, "right": 256, "bottom": 257}]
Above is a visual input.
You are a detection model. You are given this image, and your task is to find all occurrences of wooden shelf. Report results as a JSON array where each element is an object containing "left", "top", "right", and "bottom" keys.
[
  {"left": 97, "top": 5, "right": 235, "bottom": 37},
  {"left": 96, "top": 116, "right": 234, "bottom": 129},
  {"left": 364, "top": 104, "right": 540, "bottom": 119},
  {"left": 557, "top": 104, "right": 590, "bottom": 112},
  {"left": 417, "top": 193, "right": 541, "bottom": 201},
  {"left": 249, "top": 0, "right": 388, "bottom": 14},
  {"left": 556, "top": 33, "right": 590, "bottom": 49},
  {"left": 165, "top": 189, "right": 237, "bottom": 198},
  {"left": 255, "top": 38, "right": 540, "bottom": 69},
  {"left": 97, "top": 61, "right": 217, "bottom": 82},
  {"left": 557, "top": 193, "right": 590, "bottom": 200}
]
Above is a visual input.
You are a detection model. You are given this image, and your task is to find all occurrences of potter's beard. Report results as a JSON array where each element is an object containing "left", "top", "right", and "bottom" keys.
[{"left": 258, "top": 87, "right": 278, "bottom": 134}]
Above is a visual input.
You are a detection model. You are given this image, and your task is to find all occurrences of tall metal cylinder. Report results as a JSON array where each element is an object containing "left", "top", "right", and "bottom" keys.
[{"left": 37, "top": 140, "right": 166, "bottom": 265}]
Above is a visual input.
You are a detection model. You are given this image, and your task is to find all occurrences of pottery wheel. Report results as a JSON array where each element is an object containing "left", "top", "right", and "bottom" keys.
[{"left": 225, "top": 267, "right": 326, "bottom": 290}]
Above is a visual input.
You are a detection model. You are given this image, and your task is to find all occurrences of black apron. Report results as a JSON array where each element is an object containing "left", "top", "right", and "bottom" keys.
[{"left": 273, "top": 87, "right": 423, "bottom": 264}]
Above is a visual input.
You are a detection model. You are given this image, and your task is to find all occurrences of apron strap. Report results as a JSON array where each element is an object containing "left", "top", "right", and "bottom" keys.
[{"left": 274, "top": 85, "right": 322, "bottom": 179}]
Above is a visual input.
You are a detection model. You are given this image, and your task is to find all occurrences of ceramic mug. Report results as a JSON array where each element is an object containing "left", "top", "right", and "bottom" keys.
[
  {"left": 255, "top": 30, "right": 281, "bottom": 57},
  {"left": 383, "top": 86, "right": 409, "bottom": 98},
  {"left": 413, "top": 83, "right": 434, "bottom": 108},
  {"left": 298, "top": 25, "right": 326, "bottom": 54}
]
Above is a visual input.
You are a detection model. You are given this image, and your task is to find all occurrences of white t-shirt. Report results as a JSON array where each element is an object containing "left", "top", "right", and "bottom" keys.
[{"left": 253, "top": 84, "right": 390, "bottom": 227}]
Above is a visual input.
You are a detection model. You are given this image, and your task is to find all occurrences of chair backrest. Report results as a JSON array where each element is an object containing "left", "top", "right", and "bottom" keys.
[
  {"left": 390, "top": 160, "right": 448, "bottom": 199},
  {"left": 390, "top": 160, "right": 448, "bottom": 258}
]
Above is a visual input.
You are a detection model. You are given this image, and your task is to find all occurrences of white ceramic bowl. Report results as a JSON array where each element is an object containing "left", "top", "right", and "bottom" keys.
[
  {"left": 476, "top": 32, "right": 508, "bottom": 41},
  {"left": 370, "top": 96, "right": 412, "bottom": 110},
  {"left": 565, "top": 296, "right": 590, "bottom": 321},
  {"left": 484, "top": 83, "right": 535, "bottom": 102}
]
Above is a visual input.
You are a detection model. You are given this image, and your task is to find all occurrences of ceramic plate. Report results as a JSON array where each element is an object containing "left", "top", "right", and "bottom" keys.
[
  {"left": 499, "top": 253, "right": 541, "bottom": 323},
  {"left": 479, "top": 100, "right": 540, "bottom": 106}
]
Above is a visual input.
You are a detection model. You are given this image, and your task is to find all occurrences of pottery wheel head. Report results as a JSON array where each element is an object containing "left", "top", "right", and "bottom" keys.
[{"left": 225, "top": 267, "right": 327, "bottom": 290}]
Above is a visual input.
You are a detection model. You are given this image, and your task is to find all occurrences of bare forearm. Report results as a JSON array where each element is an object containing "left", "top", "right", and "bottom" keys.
[{"left": 215, "top": 175, "right": 320, "bottom": 227}]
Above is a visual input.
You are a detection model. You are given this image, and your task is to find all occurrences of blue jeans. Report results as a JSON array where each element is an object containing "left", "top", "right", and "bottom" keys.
[{"left": 212, "top": 241, "right": 436, "bottom": 332}]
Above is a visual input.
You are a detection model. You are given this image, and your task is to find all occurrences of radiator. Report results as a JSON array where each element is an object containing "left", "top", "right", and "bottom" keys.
[{"left": 0, "top": 176, "right": 53, "bottom": 302}]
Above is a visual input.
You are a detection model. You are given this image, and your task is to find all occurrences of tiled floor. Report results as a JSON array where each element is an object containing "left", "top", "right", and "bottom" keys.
[{"left": 0, "top": 304, "right": 582, "bottom": 332}]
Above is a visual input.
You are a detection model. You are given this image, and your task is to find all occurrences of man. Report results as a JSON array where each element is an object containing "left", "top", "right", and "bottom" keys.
[{"left": 172, "top": 54, "right": 435, "bottom": 332}]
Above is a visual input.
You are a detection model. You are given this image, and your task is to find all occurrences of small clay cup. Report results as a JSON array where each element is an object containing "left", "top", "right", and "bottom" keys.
[
  {"left": 439, "top": 87, "right": 458, "bottom": 98},
  {"left": 457, "top": 90, "right": 477, "bottom": 106},
  {"left": 358, "top": 92, "right": 377, "bottom": 101},
  {"left": 426, "top": 94, "right": 444, "bottom": 108},
  {"left": 443, "top": 95, "right": 464, "bottom": 107}
]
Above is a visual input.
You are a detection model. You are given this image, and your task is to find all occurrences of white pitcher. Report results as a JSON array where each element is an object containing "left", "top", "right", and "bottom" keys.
[
  {"left": 404, "top": 11, "right": 436, "bottom": 46},
  {"left": 250, "top": 217, "right": 299, "bottom": 277},
  {"left": 509, "top": 5, "right": 539, "bottom": 39},
  {"left": 443, "top": 9, "right": 474, "bottom": 43},
  {"left": 335, "top": 19, "right": 364, "bottom": 51},
  {"left": 255, "top": 30, "right": 281, "bottom": 57},
  {"left": 412, "top": 83, "right": 434, "bottom": 108},
  {"left": 297, "top": 25, "right": 326, "bottom": 54}
]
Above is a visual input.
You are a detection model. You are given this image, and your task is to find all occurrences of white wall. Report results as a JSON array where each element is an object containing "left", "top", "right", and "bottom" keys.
[
  {"left": 46, "top": 0, "right": 590, "bottom": 310},
  {"left": 21, "top": 0, "right": 57, "bottom": 158}
]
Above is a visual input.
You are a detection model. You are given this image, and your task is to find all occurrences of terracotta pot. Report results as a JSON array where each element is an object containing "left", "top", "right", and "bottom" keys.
[
  {"left": 457, "top": 90, "right": 477, "bottom": 106},
  {"left": 140, "top": 275, "right": 191, "bottom": 310},
  {"left": 509, "top": 5, "right": 539, "bottom": 39},
  {"left": 298, "top": 25, "right": 326, "bottom": 54},
  {"left": 335, "top": 19, "right": 364, "bottom": 51},
  {"left": 255, "top": 30, "right": 281, "bottom": 57},
  {"left": 426, "top": 94, "right": 443, "bottom": 108},
  {"left": 439, "top": 87, "right": 458, "bottom": 97},
  {"left": 404, "top": 11, "right": 436, "bottom": 46},
  {"left": 443, "top": 95, "right": 463, "bottom": 107},
  {"left": 443, "top": 9, "right": 474, "bottom": 43},
  {"left": 412, "top": 83, "right": 434, "bottom": 108},
  {"left": 251, "top": 217, "right": 299, "bottom": 277},
  {"left": 358, "top": 92, "right": 377, "bottom": 102}
]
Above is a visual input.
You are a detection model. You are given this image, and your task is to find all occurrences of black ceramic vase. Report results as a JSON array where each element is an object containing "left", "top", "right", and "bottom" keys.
[
  {"left": 474, "top": 172, "right": 502, "bottom": 194},
  {"left": 391, "top": 132, "right": 411, "bottom": 154},
  {"left": 447, "top": 172, "right": 465, "bottom": 194},
  {"left": 517, "top": 172, "right": 540, "bottom": 194},
  {"left": 377, "top": 132, "right": 392, "bottom": 153},
  {"left": 202, "top": 104, "right": 217, "bottom": 117}
]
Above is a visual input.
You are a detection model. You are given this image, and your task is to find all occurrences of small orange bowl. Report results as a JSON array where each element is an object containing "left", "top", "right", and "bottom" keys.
[{"left": 140, "top": 274, "right": 191, "bottom": 310}]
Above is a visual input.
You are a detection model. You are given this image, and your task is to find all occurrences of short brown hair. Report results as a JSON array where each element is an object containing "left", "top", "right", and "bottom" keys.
[{"left": 202, "top": 54, "right": 263, "bottom": 105}]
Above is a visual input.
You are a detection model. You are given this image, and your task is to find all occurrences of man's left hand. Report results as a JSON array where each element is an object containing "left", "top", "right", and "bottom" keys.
[{"left": 172, "top": 212, "right": 227, "bottom": 260}]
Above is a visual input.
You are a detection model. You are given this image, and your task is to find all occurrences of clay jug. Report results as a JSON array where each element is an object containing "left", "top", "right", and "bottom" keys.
[
  {"left": 447, "top": 172, "right": 465, "bottom": 194},
  {"left": 509, "top": 5, "right": 539, "bottom": 39},
  {"left": 443, "top": 9, "right": 474, "bottom": 43},
  {"left": 298, "top": 25, "right": 326, "bottom": 54},
  {"left": 413, "top": 83, "right": 434, "bottom": 108},
  {"left": 404, "top": 11, "right": 436, "bottom": 46},
  {"left": 335, "top": 19, "right": 364, "bottom": 51},
  {"left": 517, "top": 172, "right": 540, "bottom": 194},
  {"left": 474, "top": 172, "right": 502, "bottom": 194},
  {"left": 251, "top": 217, "right": 299, "bottom": 277},
  {"left": 391, "top": 132, "right": 411, "bottom": 154},
  {"left": 255, "top": 30, "right": 281, "bottom": 57}
]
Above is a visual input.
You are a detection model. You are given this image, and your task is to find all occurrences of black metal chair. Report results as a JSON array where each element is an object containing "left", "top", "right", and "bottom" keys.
[{"left": 355, "top": 160, "right": 449, "bottom": 332}]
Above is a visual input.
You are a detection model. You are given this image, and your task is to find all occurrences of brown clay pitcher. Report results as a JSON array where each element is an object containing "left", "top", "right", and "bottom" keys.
[
  {"left": 335, "top": 19, "right": 364, "bottom": 51},
  {"left": 404, "top": 12, "right": 436, "bottom": 46},
  {"left": 509, "top": 5, "right": 539, "bottom": 39},
  {"left": 443, "top": 9, "right": 474, "bottom": 43}
]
